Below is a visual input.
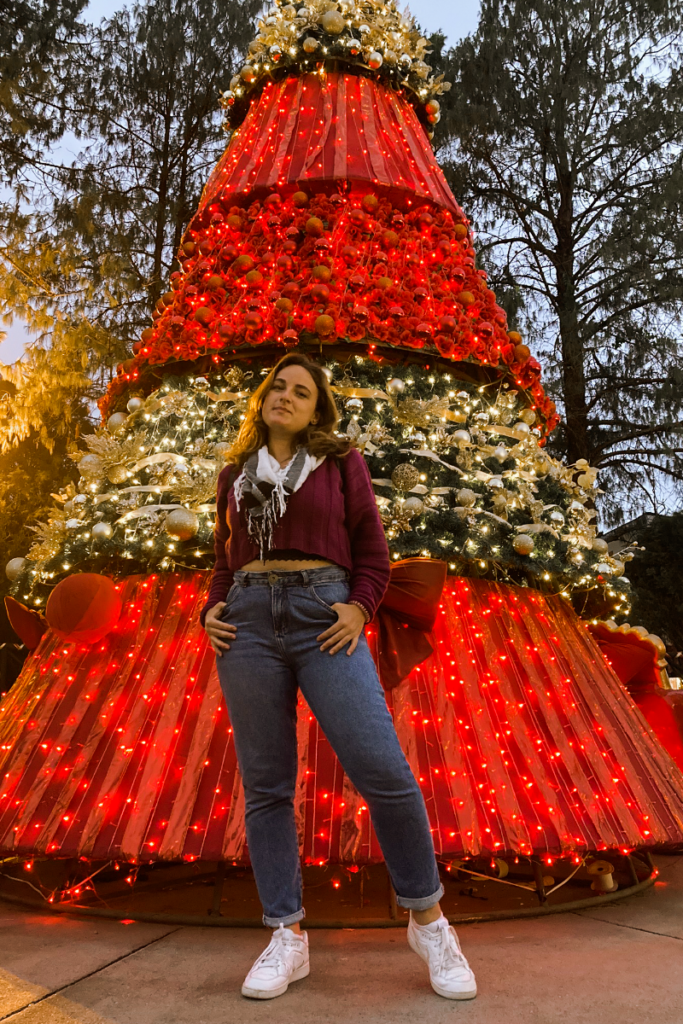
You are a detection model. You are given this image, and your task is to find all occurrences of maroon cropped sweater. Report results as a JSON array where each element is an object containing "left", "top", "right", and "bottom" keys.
[{"left": 198, "top": 448, "right": 391, "bottom": 628}]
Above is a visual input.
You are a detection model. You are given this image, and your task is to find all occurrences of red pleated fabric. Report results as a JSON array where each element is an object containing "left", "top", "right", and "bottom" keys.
[
  {"left": 198, "top": 73, "right": 461, "bottom": 218},
  {"left": 0, "top": 573, "right": 682, "bottom": 865}
]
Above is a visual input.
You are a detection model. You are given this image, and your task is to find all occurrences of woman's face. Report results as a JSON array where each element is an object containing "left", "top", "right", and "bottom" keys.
[{"left": 261, "top": 364, "right": 319, "bottom": 441}]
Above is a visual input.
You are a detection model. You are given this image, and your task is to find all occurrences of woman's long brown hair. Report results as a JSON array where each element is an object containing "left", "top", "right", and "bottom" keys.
[{"left": 225, "top": 353, "right": 351, "bottom": 468}]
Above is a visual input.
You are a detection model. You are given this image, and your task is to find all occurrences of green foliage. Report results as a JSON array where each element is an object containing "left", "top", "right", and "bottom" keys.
[
  {"left": 0, "top": 0, "right": 87, "bottom": 179},
  {"left": 0, "top": 404, "right": 92, "bottom": 649},
  {"left": 627, "top": 512, "right": 683, "bottom": 674},
  {"left": 434, "top": 0, "right": 683, "bottom": 525}
]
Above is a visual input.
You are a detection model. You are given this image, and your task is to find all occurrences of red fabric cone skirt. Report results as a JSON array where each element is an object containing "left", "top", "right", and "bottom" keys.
[
  {"left": 0, "top": 573, "right": 682, "bottom": 865},
  {"left": 198, "top": 73, "right": 461, "bottom": 219}
]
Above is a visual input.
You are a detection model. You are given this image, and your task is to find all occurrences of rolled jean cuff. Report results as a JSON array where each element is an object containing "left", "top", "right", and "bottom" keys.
[
  {"left": 395, "top": 883, "right": 444, "bottom": 911},
  {"left": 262, "top": 907, "right": 306, "bottom": 928}
]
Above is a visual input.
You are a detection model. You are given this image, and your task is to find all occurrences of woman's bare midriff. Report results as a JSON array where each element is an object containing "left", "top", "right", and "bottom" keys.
[{"left": 239, "top": 558, "right": 336, "bottom": 572}]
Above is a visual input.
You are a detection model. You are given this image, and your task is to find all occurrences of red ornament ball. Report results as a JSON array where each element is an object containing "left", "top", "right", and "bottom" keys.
[{"left": 45, "top": 574, "right": 123, "bottom": 644}]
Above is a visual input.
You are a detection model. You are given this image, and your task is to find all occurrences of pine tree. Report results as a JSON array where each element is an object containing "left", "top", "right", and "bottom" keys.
[
  {"left": 434, "top": 0, "right": 683, "bottom": 524},
  {"left": 0, "top": 0, "right": 86, "bottom": 180}
]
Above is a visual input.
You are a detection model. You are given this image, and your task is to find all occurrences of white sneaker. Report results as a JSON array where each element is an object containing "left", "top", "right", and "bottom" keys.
[
  {"left": 241, "top": 923, "right": 310, "bottom": 999},
  {"left": 407, "top": 915, "right": 477, "bottom": 1000}
]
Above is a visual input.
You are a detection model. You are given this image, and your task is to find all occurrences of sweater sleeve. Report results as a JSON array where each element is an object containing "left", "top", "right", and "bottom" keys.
[
  {"left": 341, "top": 448, "right": 391, "bottom": 619},
  {"left": 198, "top": 466, "right": 235, "bottom": 629}
]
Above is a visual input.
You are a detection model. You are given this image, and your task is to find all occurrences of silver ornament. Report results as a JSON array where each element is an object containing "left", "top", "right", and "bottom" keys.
[
  {"left": 452, "top": 429, "right": 471, "bottom": 446},
  {"left": 513, "top": 534, "right": 535, "bottom": 555},
  {"left": 65, "top": 518, "right": 82, "bottom": 530},
  {"left": 512, "top": 421, "right": 531, "bottom": 435},
  {"left": 5, "top": 556, "right": 27, "bottom": 582},
  {"left": 386, "top": 377, "right": 405, "bottom": 394},
  {"left": 549, "top": 510, "right": 565, "bottom": 526},
  {"left": 391, "top": 463, "right": 420, "bottom": 491},
  {"left": 107, "top": 412, "right": 128, "bottom": 434},
  {"left": 367, "top": 51, "right": 383, "bottom": 69},
  {"left": 345, "top": 397, "right": 363, "bottom": 412},
  {"left": 213, "top": 441, "right": 232, "bottom": 461},
  {"left": 78, "top": 454, "right": 103, "bottom": 476},
  {"left": 127, "top": 396, "right": 144, "bottom": 413},
  {"left": 92, "top": 522, "right": 113, "bottom": 541},
  {"left": 72, "top": 494, "right": 88, "bottom": 505},
  {"left": 597, "top": 563, "right": 613, "bottom": 575},
  {"left": 456, "top": 391, "right": 469, "bottom": 401},
  {"left": 488, "top": 476, "right": 504, "bottom": 489},
  {"left": 402, "top": 496, "right": 425, "bottom": 518},
  {"left": 346, "top": 38, "right": 362, "bottom": 55},
  {"left": 493, "top": 445, "right": 508, "bottom": 462},
  {"left": 474, "top": 411, "right": 490, "bottom": 424},
  {"left": 164, "top": 508, "right": 199, "bottom": 541},
  {"left": 411, "top": 432, "right": 427, "bottom": 445}
]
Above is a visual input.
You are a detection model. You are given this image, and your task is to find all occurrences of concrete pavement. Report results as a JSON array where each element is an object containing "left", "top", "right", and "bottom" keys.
[{"left": 0, "top": 853, "right": 681, "bottom": 1024}]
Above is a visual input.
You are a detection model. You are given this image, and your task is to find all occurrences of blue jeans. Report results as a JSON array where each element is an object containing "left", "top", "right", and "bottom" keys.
[{"left": 215, "top": 566, "right": 444, "bottom": 926}]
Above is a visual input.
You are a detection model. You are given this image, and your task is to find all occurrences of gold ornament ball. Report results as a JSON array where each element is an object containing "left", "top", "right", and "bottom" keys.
[
  {"left": 513, "top": 534, "right": 535, "bottom": 556},
  {"left": 303, "top": 36, "right": 320, "bottom": 52},
  {"left": 107, "top": 464, "right": 129, "bottom": 485},
  {"left": 592, "top": 537, "right": 609, "bottom": 555},
  {"left": 453, "top": 429, "right": 471, "bottom": 446},
  {"left": 367, "top": 51, "right": 383, "bottom": 69},
  {"left": 519, "top": 408, "right": 537, "bottom": 425},
  {"left": 456, "top": 488, "right": 477, "bottom": 507},
  {"left": 386, "top": 377, "right": 405, "bottom": 394},
  {"left": 493, "top": 445, "right": 508, "bottom": 462},
  {"left": 6, "top": 556, "right": 27, "bottom": 582},
  {"left": 425, "top": 99, "right": 440, "bottom": 116},
  {"left": 402, "top": 496, "right": 425, "bottom": 518},
  {"left": 391, "top": 463, "right": 420, "bottom": 491},
  {"left": 512, "top": 420, "right": 531, "bottom": 435},
  {"left": 321, "top": 10, "right": 345, "bottom": 33},
  {"left": 127, "top": 396, "right": 144, "bottom": 413},
  {"left": 92, "top": 522, "right": 113, "bottom": 541},
  {"left": 241, "top": 65, "right": 257, "bottom": 83},
  {"left": 165, "top": 508, "right": 199, "bottom": 541},
  {"left": 107, "top": 412, "right": 128, "bottom": 434}
]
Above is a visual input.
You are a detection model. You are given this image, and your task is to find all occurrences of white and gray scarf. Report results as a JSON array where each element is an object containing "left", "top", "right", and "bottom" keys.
[{"left": 234, "top": 446, "right": 325, "bottom": 558}]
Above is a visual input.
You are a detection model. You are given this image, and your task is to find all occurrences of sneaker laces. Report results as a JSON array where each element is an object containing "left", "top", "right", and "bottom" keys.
[
  {"left": 428, "top": 922, "right": 469, "bottom": 976},
  {"left": 253, "top": 924, "right": 300, "bottom": 977}
]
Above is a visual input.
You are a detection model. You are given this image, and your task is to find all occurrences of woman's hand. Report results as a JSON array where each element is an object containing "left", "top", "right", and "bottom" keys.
[
  {"left": 317, "top": 602, "right": 367, "bottom": 656},
  {"left": 204, "top": 602, "right": 237, "bottom": 658}
]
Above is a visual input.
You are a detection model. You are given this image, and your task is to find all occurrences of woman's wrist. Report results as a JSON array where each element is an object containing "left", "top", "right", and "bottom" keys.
[{"left": 348, "top": 599, "right": 371, "bottom": 623}]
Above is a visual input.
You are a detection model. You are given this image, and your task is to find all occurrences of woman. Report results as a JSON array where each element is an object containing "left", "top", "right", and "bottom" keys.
[{"left": 200, "top": 353, "right": 477, "bottom": 1002}]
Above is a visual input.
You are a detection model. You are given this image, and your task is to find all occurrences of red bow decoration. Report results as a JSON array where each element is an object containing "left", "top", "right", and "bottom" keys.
[{"left": 372, "top": 558, "right": 447, "bottom": 691}]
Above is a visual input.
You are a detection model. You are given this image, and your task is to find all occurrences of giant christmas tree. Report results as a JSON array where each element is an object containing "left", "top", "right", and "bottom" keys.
[{"left": 2, "top": 0, "right": 683, "bottom": 892}]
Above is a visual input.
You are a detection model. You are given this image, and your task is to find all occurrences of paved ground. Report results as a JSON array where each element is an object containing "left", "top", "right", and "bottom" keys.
[{"left": 0, "top": 854, "right": 681, "bottom": 1024}]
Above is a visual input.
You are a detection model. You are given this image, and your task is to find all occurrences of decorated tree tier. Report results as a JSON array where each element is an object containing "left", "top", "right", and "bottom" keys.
[{"left": 3, "top": 0, "right": 683, "bottom": 884}]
